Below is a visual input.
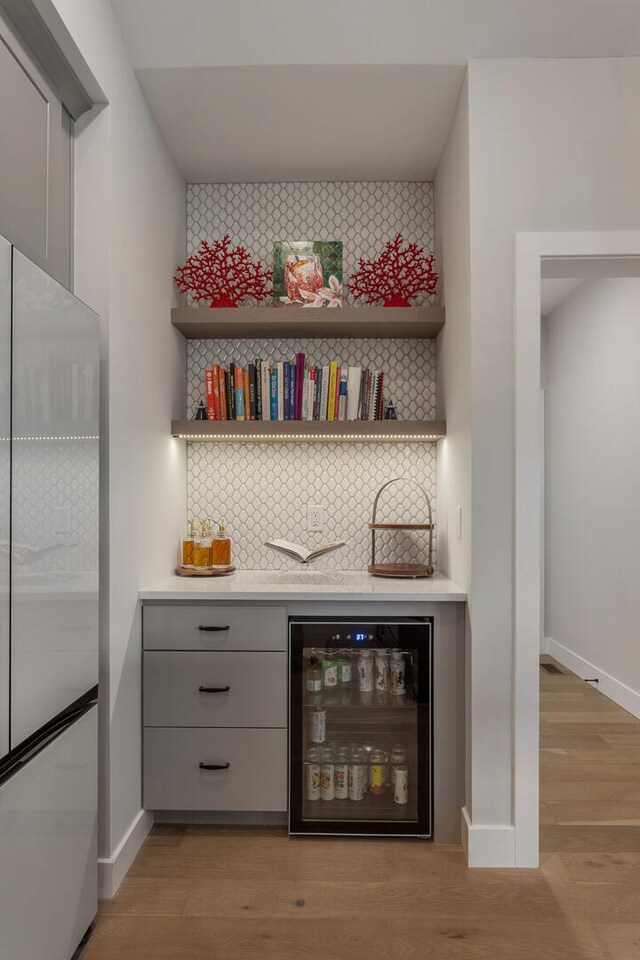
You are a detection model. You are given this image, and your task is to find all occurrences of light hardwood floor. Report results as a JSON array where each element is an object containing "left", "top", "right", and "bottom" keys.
[{"left": 80, "top": 658, "right": 640, "bottom": 959}]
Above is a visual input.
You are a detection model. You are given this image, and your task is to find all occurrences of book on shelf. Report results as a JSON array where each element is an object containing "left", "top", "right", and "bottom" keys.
[
  {"left": 289, "top": 364, "right": 295, "bottom": 420},
  {"left": 218, "top": 366, "right": 227, "bottom": 421},
  {"left": 233, "top": 364, "right": 245, "bottom": 420},
  {"left": 319, "top": 364, "right": 329, "bottom": 421},
  {"left": 269, "top": 367, "right": 278, "bottom": 420},
  {"left": 243, "top": 368, "right": 250, "bottom": 420},
  {"left": 248, "top": 363, "right": 257, "bottom": 420},
  {"left": 205, "top": 368, "right": 215, "bottom": 420},
  {"left": 360, "top": 369, "right": 369, "bottom": 421},
  {"left": 201, "top": 358, "right": 386, "bottom": 423},
  {"left": 211, "top": 364, "right": 222, "bottom": 420},
  {"left": 327, "top": 361, "right": 337, "bottom": 422},
  {"left": 264, "top": 538, "right": 347, "bottom": 563},
  {"left": 260, "top": 360, "right": 270, "bottom": 421},
  {"left": 376, "top": 371, "right": 384, "bottom": 420},
  {"left": 338, "top": 370, "right": 348, "bottom": 421},
  {"left": 226, "top": 362, "right": 233, "bottom": 419},
  {"left": 303, "top": 363, "right": 314, "bottom": 421},
  {"left": 255, "top": 360, "right": 262, "bottom": 420},
  {"left": 334, "top": 365, "right": 341, "bottom": 420},
  {"left": 294, "top": 353, "right": 305, "bottom": 421},
  {"left": 276, "top": 361, "right": 284, "bottom": 420},
  {"left": 346, "top": 367, "right": 361, "bottom": 421},
  {"left": 283, "top": 361, "right": 291, "bottom": 420}
]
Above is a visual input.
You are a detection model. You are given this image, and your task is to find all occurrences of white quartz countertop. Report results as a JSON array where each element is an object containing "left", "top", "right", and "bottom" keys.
[{"left": 139, "top": 569, "right": 466, "bottom": 602}]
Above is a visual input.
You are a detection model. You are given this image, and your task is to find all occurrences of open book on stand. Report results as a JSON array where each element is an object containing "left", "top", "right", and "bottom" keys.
[{"left": 264, "top": 539, "right": 347, "bottom": 564}]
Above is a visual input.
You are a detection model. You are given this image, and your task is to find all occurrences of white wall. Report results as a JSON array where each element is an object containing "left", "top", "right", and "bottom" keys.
[
  {"left": 435, "top": 76, "right": 471, "bottom": 593},
  {"left": 51, "top": 0, "right": 186, "bottom": 893},
  {"left": 434, "top": 78, "right": 472, "bottom": 823},
  {"left": 544, "top": 278, "right": 640, "bottom": 707},
  {"left": 465, "top": 57, "right": 640, "bottom": 856}
]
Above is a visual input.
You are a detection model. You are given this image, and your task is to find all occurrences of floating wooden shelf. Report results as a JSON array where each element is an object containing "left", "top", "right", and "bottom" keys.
[
  {"left": 171, "top": 419, "right": 446, "bottom": 442},
  {"left": 368, "top": 523, "right": 433, "bottom": 530},
  {"left": 171, "top": 305, "right": 444, "bottom": 340}
]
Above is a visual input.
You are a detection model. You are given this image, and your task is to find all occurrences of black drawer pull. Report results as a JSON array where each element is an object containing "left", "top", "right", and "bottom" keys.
[
  {"left": 198, "top": 685, "right": 231, "bottom": 694},
  {"left": 199, "top": 762, "right": 230, "bottom": 771},
  {"left": 198, "top": 625, "right": 230, "bottom": 632}
]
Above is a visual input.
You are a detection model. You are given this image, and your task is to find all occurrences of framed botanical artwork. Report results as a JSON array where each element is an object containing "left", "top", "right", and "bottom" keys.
[{"left": 273, "top": 241, "right": 343, "bottom": 307}]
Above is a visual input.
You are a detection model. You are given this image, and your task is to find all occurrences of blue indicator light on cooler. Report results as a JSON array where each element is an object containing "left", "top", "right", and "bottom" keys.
[{"left": 355, "top": 632, "right": 366, "bottom": 643}]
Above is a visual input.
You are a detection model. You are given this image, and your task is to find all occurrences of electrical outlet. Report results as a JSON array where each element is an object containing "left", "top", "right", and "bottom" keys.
[
  {"left": 307, "top": 504, "right": 325, "bottom": 532},
  {"left": 52, "top": 506, "right": 71, "bottom": 535}
]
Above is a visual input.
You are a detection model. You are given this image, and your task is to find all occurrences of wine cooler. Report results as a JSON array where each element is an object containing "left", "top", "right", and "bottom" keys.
[{"left": 289, "top": 617, "right": 433, "bottom": 838}]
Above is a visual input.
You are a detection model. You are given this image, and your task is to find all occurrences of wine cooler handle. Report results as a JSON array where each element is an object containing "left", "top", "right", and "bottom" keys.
[
  {"left": 198, "top": 625, "right": 230, "bottom": 632},
  {"left": 199, "top": 762, "right": 230, "bottom": 771},
  {"left": 198, "top": 685, "right": 231, "bottom": 693}
]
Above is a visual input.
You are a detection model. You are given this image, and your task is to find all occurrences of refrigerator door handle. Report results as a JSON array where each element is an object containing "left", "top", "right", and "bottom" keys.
[
  {"left": 198, "top": 625, "right": 230, "bottom": 632},
  {"left": 198, "top": 685, "right": 231, "bottom": 694},
  {"left": 0, "top": 688, "right": 98, "bottom": 787},
  {"left": 199, "top": 762, "right": 230, "bottom": 771}
]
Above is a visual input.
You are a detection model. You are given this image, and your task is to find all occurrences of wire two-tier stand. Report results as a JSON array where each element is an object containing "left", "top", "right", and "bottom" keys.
[{"left": 368, "top": 477, "right": 434, "bottom": 579}]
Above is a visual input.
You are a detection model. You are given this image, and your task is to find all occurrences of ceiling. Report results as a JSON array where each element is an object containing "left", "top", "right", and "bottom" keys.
[
  {"left": 137, "top": 64, "right": 465, "bottom": 182},
  {"left": 540, "top": 257, "right": 640, "bottom": 316},
  {"left": 111, "top": 0, "right": 640, "bottom": 182},
  {"left": 111, "top": 1, "right": 640, "bottom": 68},
  {"left": 540, "top": 279, "right": 584, "bottom": 317}
]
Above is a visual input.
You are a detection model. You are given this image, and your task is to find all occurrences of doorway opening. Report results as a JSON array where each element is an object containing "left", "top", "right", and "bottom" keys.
[
  {"left": 514, "top": 232, "right": 640, "bottom": 867},
  {"left": 539, "top": 257, "right": 640, "bottom": 859}
]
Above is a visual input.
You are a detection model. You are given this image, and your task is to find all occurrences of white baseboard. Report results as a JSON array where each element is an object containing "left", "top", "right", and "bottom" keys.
[
  {"left": 98, "top": 809, "right": 154, "bottom": 899},
  {"left": 461, "top": 807, "right": 516, "bottom": 867},
  {"left": 545, "top": 636, "right": 640, "bottom": 720}
]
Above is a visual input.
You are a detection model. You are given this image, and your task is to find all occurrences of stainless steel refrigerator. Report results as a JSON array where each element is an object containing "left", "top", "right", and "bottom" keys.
[{"left": 0, "top": 236, "right": 99, "bottom": 959}]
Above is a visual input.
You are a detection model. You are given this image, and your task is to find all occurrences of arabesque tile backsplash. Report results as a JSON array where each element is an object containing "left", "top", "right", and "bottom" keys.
[{"left": 185, "top": 181, "right": 438, "bottom": 571}]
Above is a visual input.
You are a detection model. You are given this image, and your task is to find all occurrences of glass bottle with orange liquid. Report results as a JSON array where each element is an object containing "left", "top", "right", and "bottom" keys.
[
  {"left": 194, "top": 518, "right": 213, "bottom": 570},
  {"left": 211, "top": 517, "right": 231, "bottom": 567},
  {"left": 181, "top": 518, "right": 195, "bottom": 569}
]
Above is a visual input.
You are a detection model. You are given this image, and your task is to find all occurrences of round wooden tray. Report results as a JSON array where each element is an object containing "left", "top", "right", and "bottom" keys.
[
  {"left": 176, "top": 565, "right": 236, "bottom": 578},
  {"left": 368, "top": 563, "right": 433, "bottom": 579}
]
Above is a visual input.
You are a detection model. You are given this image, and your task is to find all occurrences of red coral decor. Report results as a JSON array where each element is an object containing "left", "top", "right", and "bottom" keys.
[
  {"left": 174, "top": 236, "right": 271, "bottom": 307},
  {"left": 349, "top": 234, "right": 438, "bottom": 307}
]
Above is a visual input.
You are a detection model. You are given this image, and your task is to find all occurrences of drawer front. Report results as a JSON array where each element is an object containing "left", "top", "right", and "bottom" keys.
[
  {"left": 144, "top": 651, "right": 287, "bottom": 728},
  {"left": 143, "top": 603, "right": 286, "bottom": 651},
  {"left": 144, "top": 727, "right": 287, "bottom": 811}
]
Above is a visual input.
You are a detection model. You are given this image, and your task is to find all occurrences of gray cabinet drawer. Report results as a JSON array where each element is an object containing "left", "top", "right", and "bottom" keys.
[
  {"left": 143, "top": 603, "right": 286, "bottom": 651},
  {"left": 143, "top": 651, "right": 286, "bottom": 728},
  {"left": 144, "top": 727, "right": 287, "bottom": 811}
]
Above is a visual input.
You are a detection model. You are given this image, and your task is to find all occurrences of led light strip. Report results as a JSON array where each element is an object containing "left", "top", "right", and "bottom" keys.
[
  {"left": 175, "top": 433, "right": 442, "bottom": 442},
  {"left": 10, "top": 435, "right": 99, "bottom": 441}
]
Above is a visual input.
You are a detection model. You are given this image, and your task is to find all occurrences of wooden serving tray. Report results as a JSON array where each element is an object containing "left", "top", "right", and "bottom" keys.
[
  {"left": 176, "top": 565, "right": 236, "bottom": 578},
  {"left": 368, "top": 563, "right": 433, "bottom": 579},
  {"left": 368, "top": 523, "right": 433, "bottom": 530}
]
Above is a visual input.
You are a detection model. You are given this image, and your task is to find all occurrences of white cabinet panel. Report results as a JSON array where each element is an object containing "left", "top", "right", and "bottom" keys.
[
  {"left": 0, "top": 236, "right": 9, "bottom": 758},
  {"left": 0, "top": 15, "right": 72, "bottom": 288},
  {"left": 10, "top": 251, "right": 98, "bottom": 747},
  {"left": 144, "top": 651, "right": 287, "bottom": 728},
  {"left": 0, "top": 705, "right": 97, "bottom": 960},
  {"left": 144, "top": 727, "right": 287, "bottom": 811},
  {"left": 143, "top": 603, "right": 287, "bottom": 651}
]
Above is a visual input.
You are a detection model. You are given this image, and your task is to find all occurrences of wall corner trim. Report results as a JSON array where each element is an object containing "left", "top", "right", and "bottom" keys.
[
  {"left": 461, "top": 807, "right": 516, "bottom": 867},
  {"left": 0, "top": 0, "right": 107, "bottom": 118},
  {"left": 545, "top": 637, "right": 640, "bottom": 722},
  {"left": 98, "top": 809, "right": 154, "bottom": 899}
]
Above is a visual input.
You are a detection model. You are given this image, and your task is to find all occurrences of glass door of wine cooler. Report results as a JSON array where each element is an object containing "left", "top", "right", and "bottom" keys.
[{"left": 289, "top": 617, "right": 433, "bottom": 838}]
